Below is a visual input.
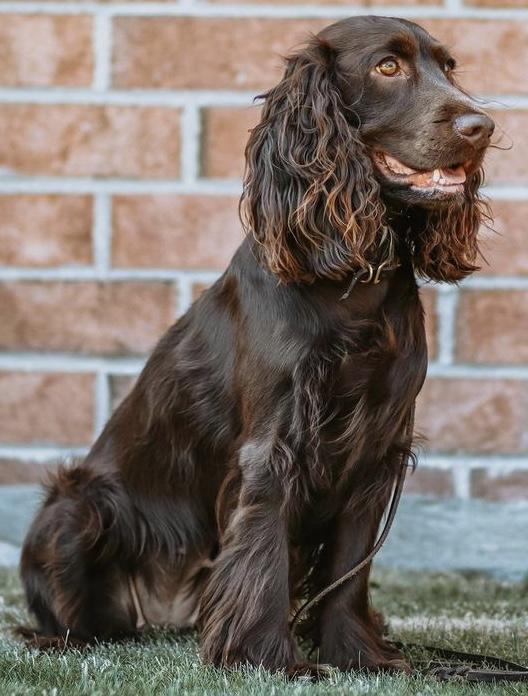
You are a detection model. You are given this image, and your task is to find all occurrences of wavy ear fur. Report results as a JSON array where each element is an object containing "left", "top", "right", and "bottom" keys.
[
  {"left": 413, "top": 169, "right": 491, "bottom": 283},
  {"left": 240, "top": 38, "right": 388, "bottom": 284}
]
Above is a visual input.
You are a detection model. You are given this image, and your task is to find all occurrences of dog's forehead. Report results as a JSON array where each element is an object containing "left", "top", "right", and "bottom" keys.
[
  {"left": 322, "top": 16, "right": 450, "bottom": 62},
  {"left": 406, "top": 23, "right": 453, "bottom": 62}
]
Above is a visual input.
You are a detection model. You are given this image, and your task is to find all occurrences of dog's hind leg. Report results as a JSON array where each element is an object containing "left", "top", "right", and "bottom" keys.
[{"left": 18, "top": 464, "right": 138, "bottom": 647}]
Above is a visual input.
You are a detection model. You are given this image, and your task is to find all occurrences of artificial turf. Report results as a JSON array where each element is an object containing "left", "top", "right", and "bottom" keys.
[{"left": 1, "top": 566, "right": 527, "bottom": 695}]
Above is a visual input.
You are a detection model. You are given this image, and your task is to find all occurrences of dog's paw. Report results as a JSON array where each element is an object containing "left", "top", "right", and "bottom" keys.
[
  {"left": 367, "top": 658, "right": 412, "bottom": 675},
  {"left": 287, "top": 661, "right": 334, "bottom": 682}
]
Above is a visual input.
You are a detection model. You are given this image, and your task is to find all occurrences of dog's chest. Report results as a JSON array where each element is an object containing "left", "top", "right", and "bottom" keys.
[{"left": 321, "top": 304, "right": 427, "bottom": 460}]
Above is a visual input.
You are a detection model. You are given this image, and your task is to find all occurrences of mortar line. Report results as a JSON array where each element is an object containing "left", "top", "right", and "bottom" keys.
[
  {"left": 1, "top": 445, "right": 527, "bottom": 473},
  {"left": 0, "top": 88, "right": 525, "bottom": 109},
  {"left": 421, "top": 455, "right": 528, "bottom": 472},
  {"left": 0, "top": 88, "right": 256, "bottom": 106},
  {"left": 458, "top": 276, "right": 528, "bottom": 290},
  {"left": 176, "top": 274, "right": 195, "bottom": 316},
  {"left": 92, "top": 12, "right": 112, "bottom": 92},
  {"left": 0, "top": 445, "right": 89, "bottom": 462},
  {"left": 1, "top": 3, "right": 528, "bottom": 20},
  {"left": 0, "top": 178, "right": 243, "bottom": 195},
  {"left": 95, "top": 371, "right": 111, "bottom": 436},
  {"left": 0, "top": 267, "right": 223, "bottom": 282},
  {"left": 92, "top": 194, "right": 112, "bottom": 273},
  {"left": 0, "top": 353, "right": 147, "bottom": 374},
  {"left": 0, "top": 179, "right": 525, "bottom": 199},
  {"left": 444, "top": 0, "right": 462, "bottom": 13},
  {"left": 1, "top": 353, "right": 528, "bottom": 379},
  {"left": 2, "top": 266, "right": 528, "bottom": 287},
  {"left": 452, "top": 465, "right": 471, "bottom": 499},
  {"left": 426, "top": 364, "right": 528, "bottom": 380},
  {"left": 181, "top": 103, "right": 201, "bottom": 184},
  {"left": 436, "top": 286, "right": 459, "bottom": 366}
]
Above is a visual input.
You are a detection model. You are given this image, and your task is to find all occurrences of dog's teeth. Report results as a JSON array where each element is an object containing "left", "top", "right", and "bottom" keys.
[{"left": 432, "top": 169, "right": 441, "bottom": 183}]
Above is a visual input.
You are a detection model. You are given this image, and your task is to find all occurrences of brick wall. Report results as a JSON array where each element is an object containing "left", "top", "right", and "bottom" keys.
[{"left": 0, "top": 0, "right": 527, "bottom": 500}]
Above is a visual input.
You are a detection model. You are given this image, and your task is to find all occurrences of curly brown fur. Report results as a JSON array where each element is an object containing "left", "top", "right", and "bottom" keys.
[
  {"left": 413, "top": 169, "right": 493, "bottom": 282},
  {"left": 19, "top": 15, "right": 494, "bottom": 674},
  {"left": 241, "top": 38, "right": 388, "bottom": 284}
]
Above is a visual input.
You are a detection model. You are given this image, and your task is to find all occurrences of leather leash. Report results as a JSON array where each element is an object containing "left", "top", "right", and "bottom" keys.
[
  {"left": 290, "top": 389, "right": 415, "bottom": 633},
  {"left": 289, "top": 444, "right": 528, "bottom": 683},
  {"left": 391, "top": 641, "right": 528, "bottom": 683},
  {"left": 289, "top": 451, "right": 408, "bottom": 633}
]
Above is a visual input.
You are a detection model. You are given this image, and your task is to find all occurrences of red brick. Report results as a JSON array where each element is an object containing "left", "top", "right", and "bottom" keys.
[
  {"left": 201, "top": 107, "right": 258, "bottom": 179},
  {"left": 113, "top": 18, "right": 528, "bottom": 95},
  {"left": 112, "top": 195, "right": 242, "bottom": 269},
  {"left": 471, "top": 469, "right": 528, "bottom": 501},
  {"left": 112, "top": 18, "right": 329, "bottom": 90},
  {"left": 479, "top": 201, "right": 528, "bottom": 276},
  {"left": 0, "top": 458, "right": 57, "bottom": 485},
  {"left": 0, "top": 372, "right": 94, "bottom": 445},
  {"left": 416, "top": 378, "right": 526, "bottom": 453},
  {"left": 421, "top": 20, "right": 528, "bottom": 95},
  {"left": 0, "top": 105, "right": 181, "bottom": 178},
  {"left": 0, "top": 282, "right": 175, "bottom": 355},
  {"left": 467, "top": 0, "right": 528, "bottom": 6},
  {"left": 485, "top": 110, "right": 528, "bottom": 185},
  {"left": 404, "top": 468, "right": 454, "bottom": 497},
  {"left": 110, "top": 375, "right": 137, "bottom": 411},
  {"left": 457, "top": 290, "right": 528, "bottom": 364},
  {"left": 0, "top": 195, "right": 92, "bottom": 267},
  {"left": 192, "top": 282, "right": 211, "bottom": 303},
  {"left": 0, "top": 14, "right": 92, "bottom": 87}
]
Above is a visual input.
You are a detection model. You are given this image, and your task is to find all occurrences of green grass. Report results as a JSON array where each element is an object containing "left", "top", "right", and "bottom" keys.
[{"left": 1, "top": 566, "right": 528, "bottom": 695}]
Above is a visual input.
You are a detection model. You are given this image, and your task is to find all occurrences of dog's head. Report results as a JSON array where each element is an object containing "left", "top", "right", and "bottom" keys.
[{"left": 241, "top": 16, "right": 494, "bottom": 284}]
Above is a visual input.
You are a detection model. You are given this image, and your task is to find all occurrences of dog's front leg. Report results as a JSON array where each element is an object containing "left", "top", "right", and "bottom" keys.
[
  {"left": 199, "top": 440, "right": 297, "bottom": 671},
  {"left": 314, "top": 484, "right": 409, "bottom": 673}
]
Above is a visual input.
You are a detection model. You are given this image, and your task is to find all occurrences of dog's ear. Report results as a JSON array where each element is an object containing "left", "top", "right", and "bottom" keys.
[
  {"left": 240, "top": 37, "right": 386, "bottom": 284},
  {"left": 414, "top": 169, "right": 490, "bottom": 282}
]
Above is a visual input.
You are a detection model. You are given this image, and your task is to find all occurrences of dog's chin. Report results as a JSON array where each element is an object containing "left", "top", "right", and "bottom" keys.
[
  {"left": 373, "top": 151, "right": 470, "bottom": 209},
  {"left": 379, "top": 180, "right": 465, "bottom": 210}
]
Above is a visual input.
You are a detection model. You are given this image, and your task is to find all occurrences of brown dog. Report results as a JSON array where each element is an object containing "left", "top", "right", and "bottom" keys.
[{"left": 19, "top": 15, "right": 493, "bottom": 674}]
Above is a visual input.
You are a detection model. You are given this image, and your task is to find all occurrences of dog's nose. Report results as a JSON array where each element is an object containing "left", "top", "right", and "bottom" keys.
[{"left": 453, "top": 113, "right": 495, "bottom": 148}]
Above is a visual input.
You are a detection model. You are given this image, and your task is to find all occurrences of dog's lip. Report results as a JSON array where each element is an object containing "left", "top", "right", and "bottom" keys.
[{"left": 373, "top": 151, "right": 470, "bottom": 192}]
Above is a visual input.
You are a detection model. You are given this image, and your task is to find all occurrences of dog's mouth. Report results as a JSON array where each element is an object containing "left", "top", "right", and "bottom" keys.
[{"left": 373, "top": 151, "right": 469, "bottom": 194}]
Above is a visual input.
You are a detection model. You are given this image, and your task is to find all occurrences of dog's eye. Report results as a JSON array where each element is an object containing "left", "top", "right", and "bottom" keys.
[
  {"left": 376, "top": 58, "right": 400, "bottom": 77},
  {"left": 444, "top": 58, "right": 456, "bottom": 73}
]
